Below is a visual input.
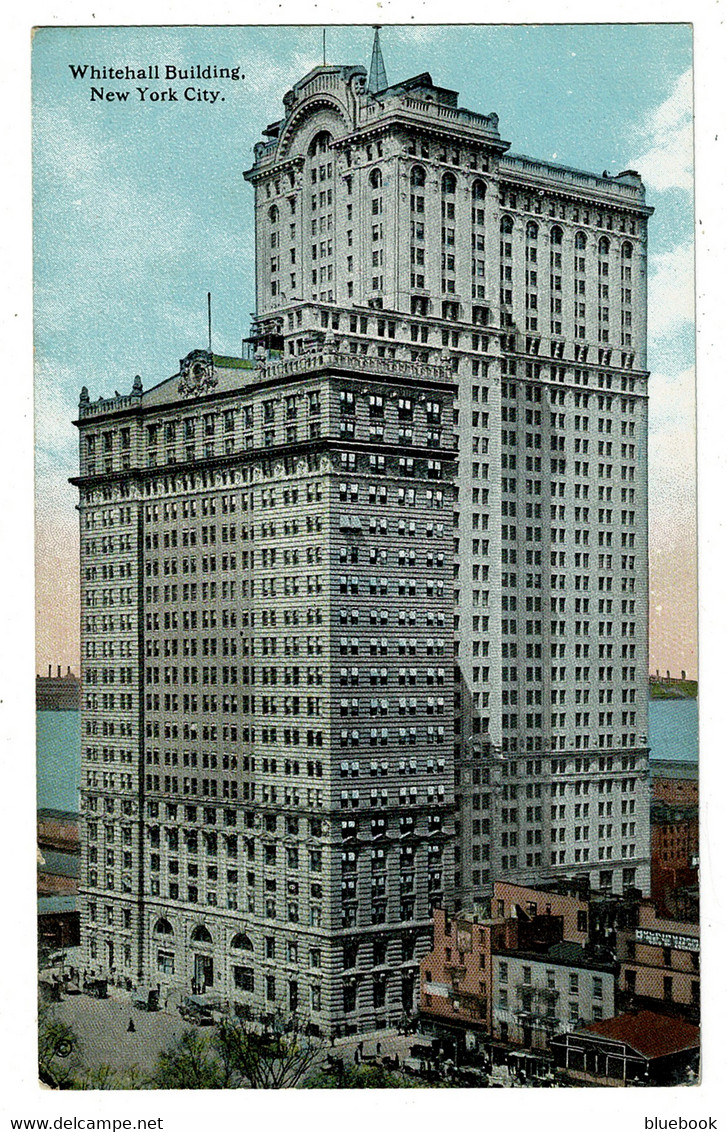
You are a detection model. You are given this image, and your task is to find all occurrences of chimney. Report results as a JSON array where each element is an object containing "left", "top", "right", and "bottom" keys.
[
  {"left": 57, "top": 665, "right": 61, "bottom": 678},
  {"left": 67, "top": 666, "right": 71, "bottom": 677},
  {"left": 48, "top": 664, "right": 52, "bottom": 678}
]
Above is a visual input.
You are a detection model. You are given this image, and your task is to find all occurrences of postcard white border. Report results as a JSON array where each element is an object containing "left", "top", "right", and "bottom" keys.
[{"left": 4, "top": 3, "right": 725, "bottom": 1129}]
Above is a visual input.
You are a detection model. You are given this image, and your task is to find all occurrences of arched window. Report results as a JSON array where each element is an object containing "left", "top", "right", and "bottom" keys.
[
  {"left": 526, "top": 221, "right": 539, "bottom": 240},
  {"left": 268, "top": 205, "right": 279, "bottom": 224},
  {"left": 154, "top": 917, "right": 173, "bottom": 937},
  {"left": 500, "top": 215, "right": 514, "bottom": 235},
  {"left": 472, "top": 179, "right": 486, "bottom": 201},
  {"left": 575, "top": 230, "right": 587, "bottom": 250},
  {"left": 442, "top": 172, "right": 457, "bottom": 196},
  {"left": 599, "top": 236, "right": 611, "bottom": 256},
  {"left": 410, "top": 165, "right": 426, "bottom": 187},
  {"left": 191, "top": 924, "right": 213, "bottom": 944},
  {"left": 550, "top": 225, "right": 563, "bottom": 246},
  {"left": 231, "top": 932, "right": 254, "bottom": 951},
  {"left": 621, "top": 241, "right": 633, "bottom": 259},
  {"left": 369, "top": 168, "right": 382, "bottom": 189},
  {"left": 309, "top": 130, "right": 332, "bottom": 157}
]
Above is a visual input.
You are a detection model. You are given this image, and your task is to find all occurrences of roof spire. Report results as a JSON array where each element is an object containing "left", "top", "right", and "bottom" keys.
[{"left": 367, "top": 25, "right": 388, "bottom": 94}]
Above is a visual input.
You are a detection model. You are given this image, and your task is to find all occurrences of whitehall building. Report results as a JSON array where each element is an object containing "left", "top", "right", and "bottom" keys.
[{"left": 73, "top": 33, "right": 652, "bottom": 1035}]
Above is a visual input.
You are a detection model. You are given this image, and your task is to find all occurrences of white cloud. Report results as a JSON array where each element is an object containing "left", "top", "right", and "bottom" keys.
[
  {"left": 33, "top": 362, "right": 81, "bottom": 530},
  {"left": 630, "top": 69, "right": 693, "bottom": 193},
  {"left": 243, "top": 47, "right": 320, "bottom": 106},
  {"left": 649, "top": 363, "right": 697, "bottom": 433},
  {"left": 648, "top": 363, "right": 697, "bottom": 538},
  {"left": 648, "top": 240, "right": 695, "bottom": 342},
  {"left": 34, "top": 362, "right": 78, "bottom": 461}
]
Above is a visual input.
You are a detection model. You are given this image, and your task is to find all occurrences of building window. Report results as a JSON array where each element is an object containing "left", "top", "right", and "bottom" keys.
[
  {"left": 234, "top": 966, "right": 254, "bottom": 992},
  {"left": 157, "top": 950, "right": 175, "bottom": 975}
]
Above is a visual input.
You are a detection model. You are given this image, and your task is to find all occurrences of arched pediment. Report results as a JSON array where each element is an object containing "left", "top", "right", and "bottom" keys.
[{"left": 277, "top": 96, "right": 351, "bottom": 160}]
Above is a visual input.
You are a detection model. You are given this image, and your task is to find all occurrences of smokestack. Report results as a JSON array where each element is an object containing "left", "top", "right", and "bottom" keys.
[
  {"left": 67, "top": 666, "right": 71, "bottom": 676},
  {"left": 57, "top": 665, "right": 61, "bottom": 678},
  {"left": 48, "top": 664, "right": 52, "bottom": 678}
]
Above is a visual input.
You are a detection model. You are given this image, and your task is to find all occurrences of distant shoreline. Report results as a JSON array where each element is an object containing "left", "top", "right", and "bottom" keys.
[{"left": 649, "top": 678, "right": 698, "bottom": 701}]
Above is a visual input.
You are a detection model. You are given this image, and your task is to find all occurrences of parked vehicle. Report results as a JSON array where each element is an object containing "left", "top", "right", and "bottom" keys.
[
  {"left": 82, "top": 977, "right": 108, "bottom": 998},
  {"left": 178, "top": 993, "right": 223, "bottom": 1025},
  {"left": 132, "top": 985, "right": 160, "bottom": 1011}
]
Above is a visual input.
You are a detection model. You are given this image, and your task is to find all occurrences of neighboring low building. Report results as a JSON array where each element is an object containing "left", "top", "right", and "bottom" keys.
[
  {"left": 37, "top": 848, "right": 80, "bottom": 898},
  {"left": 616, "top": 902, "right": 699, "bottom": 1022},
  {"left": 662, "top": 885, "right": 699, "bottom": 925},
  {"left": 491, "top": 877, "right": 643, "bottom": 954},
  {"left": 550, "top": 1008, "right": 699, "bottom": 1085},
  {"left": 491, "top": 942, "right": 616, "bottom": 1049},
  {"left": 38, "top": 895, "right": 80, "bottom": 951},
  {"left": 38, "top": 809, "right": 80, "bottom": 855},
  {"left": 651, "top": 760, "right": 698, "bottom": 806},
  {"left": 491, "top": 881, "right": 590, "bottom": 946},
  {"left": 38, "top": 809, "right": 80, "bottom": 900},
  {"left": 419, "top": 908, "right": 516, "bottom": 1039},
  {"left": 419, "top": 897, "right": 614, "bottom": 1053},
  {"left": 36, "top": 667, "right": 81, "bottom": 711},
  {"left": 650, "top": 801, "right": 698, "bottom": 917}
]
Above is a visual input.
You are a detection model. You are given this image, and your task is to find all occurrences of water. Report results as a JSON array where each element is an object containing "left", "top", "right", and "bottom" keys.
[
  {"left": 648, "top": 699, "right": 698, "bottom": 764},
  {"left": 36, "top": 710, "right": 81, "bottom": 814}
]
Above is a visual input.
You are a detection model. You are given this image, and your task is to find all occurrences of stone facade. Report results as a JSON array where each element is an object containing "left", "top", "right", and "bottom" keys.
[
  {"left": 73, "top": 40, "right": 654, "bottom": 1036},
  {"left": 245, "top": 57, "right": 652, "bottom": 904},
  {"left": 73, "top": 348, "right": 456, "bottom": 1034}
]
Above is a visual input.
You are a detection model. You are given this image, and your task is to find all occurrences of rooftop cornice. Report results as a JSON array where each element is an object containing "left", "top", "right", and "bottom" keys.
[
  {"left": 253, "top": 344, "right": 455, "bottom": 388},
  {"left": 353, "top": 98, "right": 510, "bottom": 153},
  {"left": 499, "top": 154, "right": 653, "bottom": 214},
  {"left": 243, "top": 152, "right": 304, "bottom": 184},
  {"left": 73, "top": 346, "right": 456, "bottom": 430}
]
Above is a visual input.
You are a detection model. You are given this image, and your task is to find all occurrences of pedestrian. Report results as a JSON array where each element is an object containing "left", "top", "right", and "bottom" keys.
[
  {"left": 127, "top": 1017, "right": 136, "bottom": 1033},
  {"left": 376, "top": 1041, "right": 382, "bottom": 1055}
]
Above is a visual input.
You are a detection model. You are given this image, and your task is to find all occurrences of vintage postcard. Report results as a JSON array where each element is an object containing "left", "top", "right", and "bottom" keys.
[{"left": 15, "top": 9, "right": 723, "bottom": 1123}]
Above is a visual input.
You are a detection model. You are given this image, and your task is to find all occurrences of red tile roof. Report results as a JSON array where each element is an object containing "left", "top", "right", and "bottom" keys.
[{"left": 581, "top": 1010, "right": 699, "bottom": 1060}]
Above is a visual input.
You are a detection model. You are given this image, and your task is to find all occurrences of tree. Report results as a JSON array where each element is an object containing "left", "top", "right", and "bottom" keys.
[
  {"left": 38, "top": 1001, "right": 81, "bottom": 1089},
  {"left": 147, "top": 1028, "right": 224, "bottom": 1089},
  {"left": 213, "top": 1015, "right": 326, "bottom": 1089},
  {"left": 304, "top": 1062, "right": 417, "bottom": 1089},
  {"left": 71, "top": 1065, "right": 144, "bottom": 1091}
]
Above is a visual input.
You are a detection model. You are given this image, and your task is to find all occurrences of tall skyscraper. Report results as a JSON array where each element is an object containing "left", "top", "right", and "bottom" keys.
[
  {"left": 73, "top": 33, "right": 652, "bottom": 1037},
  {"left": 245, "top": 44, "right": 652, "bottom": 907}
]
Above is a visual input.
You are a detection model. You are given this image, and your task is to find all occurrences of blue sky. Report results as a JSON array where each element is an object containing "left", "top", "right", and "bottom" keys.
[{"left": 32, "top": 23, "right": 695, "bottom": 672}]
